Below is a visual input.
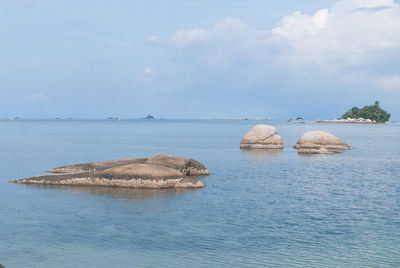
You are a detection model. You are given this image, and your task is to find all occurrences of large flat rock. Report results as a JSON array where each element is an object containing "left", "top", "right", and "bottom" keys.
[
  {"left": 47, "top": 154, "right": 209, "bottom": 176},
  {"left": 11, "top": 154, "right": 209, "bottom": 189}
]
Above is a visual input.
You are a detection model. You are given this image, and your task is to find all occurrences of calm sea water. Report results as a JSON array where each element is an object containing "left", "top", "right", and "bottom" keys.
[{"left": 0, "top": 119, "right": 399, "bottom": 267}]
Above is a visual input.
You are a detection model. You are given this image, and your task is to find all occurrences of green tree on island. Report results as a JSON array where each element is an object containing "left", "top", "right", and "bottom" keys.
[{"left": 341, "top": 101, "right": 391, "bottom": 123}]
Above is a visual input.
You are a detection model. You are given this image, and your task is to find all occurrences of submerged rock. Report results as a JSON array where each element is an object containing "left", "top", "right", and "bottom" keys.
[
  {"left": 11, "top": 154, "right": 209, "bottom": 189},
  {"left": 294, "top": 131, "right": 351, "bottom": 154},
  {"left": 240, "top": 124, "right": 284, "bottom": 149}
]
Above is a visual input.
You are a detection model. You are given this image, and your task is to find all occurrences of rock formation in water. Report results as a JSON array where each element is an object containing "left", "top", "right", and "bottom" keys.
[
  {"left": 10, "top": 154, "right": 209, "bottom": 189},
  {"left": 145, "top": 154, "right": 210, "bottom": 176},
  {"left": 293, "top": 131, "right": 351, "bottom": 154},
  {"left": 240, "top": 124, "right": 284, "bottom": 149},
  {"left": 47, "top": 154, "right": 209, "bottom": 176}
]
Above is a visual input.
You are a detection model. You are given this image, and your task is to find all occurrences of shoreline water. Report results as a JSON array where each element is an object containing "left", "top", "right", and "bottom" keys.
[
  {"left": 1, "top": 119, "right": 399, "bottom": 267},
  {"left": 316, "top": 120, "right": 382, "bottom": 124}
]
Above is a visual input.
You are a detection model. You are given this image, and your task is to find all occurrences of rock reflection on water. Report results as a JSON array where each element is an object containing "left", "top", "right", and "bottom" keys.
[
  {"left": 24, "top": 184, "right": 199, "bottom": 201},
  {"left": 240, "top": 149, "right": 283, "bottom": 160},
  {"left": 297, "top": 152, "right": 342, "bottom": 159}
]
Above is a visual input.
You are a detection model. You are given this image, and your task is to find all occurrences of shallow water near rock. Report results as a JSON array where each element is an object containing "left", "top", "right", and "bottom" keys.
[{"left": 0, "top": 119, "right": 400, "bottom": 267}]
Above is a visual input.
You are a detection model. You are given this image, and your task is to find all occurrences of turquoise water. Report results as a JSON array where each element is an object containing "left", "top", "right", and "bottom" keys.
[{"left": 0, "top": 120, "right": 399, "bottom": 267}]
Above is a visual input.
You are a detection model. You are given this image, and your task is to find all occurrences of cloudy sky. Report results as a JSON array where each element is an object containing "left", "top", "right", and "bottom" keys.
[{"left": 1, "top": 0, "right": 400, "bottom": 119}]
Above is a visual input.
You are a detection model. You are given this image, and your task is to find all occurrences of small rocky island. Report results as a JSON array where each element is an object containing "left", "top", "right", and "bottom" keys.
[
  {"left": 240, "top": 124, "right": 284, "bottom": 149},
  {"left": 317, "top": 118, "right": 380, "bottom": 124},
  {"left": 10, "top": 154, "right": 209, "bottom": 189},
  {"left": 318, "top": 101, "right": 390, "bottom": 124},
  {"left": 294, "top": 131, "right": 351, "bottom": 154}
]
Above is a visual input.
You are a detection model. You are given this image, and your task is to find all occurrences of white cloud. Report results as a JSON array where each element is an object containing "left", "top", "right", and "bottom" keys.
[
  {"left": 272, "top": 9, "right": 329, "bottom": 39},
  {"left": 147, "top": 35, "right": 160, "bottom": 42},
  {"left": 137, "top": 67, "right": 155, "bottom": 82},
  {"left": 377, "top": 75, "right": 400, "bottom": 90},
  {"left": 169, "top": 0, "right": 400, "bottom": 68},
  {"left": 25, "top": 92, "right": 44, "bottom": 102},
  {"left": 0, "top": 68, "right": 5, "bottom": 74},
  {"left": 272, "top": 0, "right": 400, "bottom": 66},
  {"left": 162, "top": 0, "right": 400, "bottom": 100},
  {"left": 170, "top": 17, "right": 270, "bottom": 66},
  {"left": 171, "top": 17, "right": 269, "bottom": 48},
  {"left": 171, "top": 28, "right": 209, "bottom": 47},
  {"left": 351, "top": 5, "right": 392, "bottom": 12}
]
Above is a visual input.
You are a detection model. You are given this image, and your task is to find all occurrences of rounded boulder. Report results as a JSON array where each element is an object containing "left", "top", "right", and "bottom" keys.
[
  {"left": 294, "top": 131, "right": 351, "bottom": 154},
  {"left": 240, "top": 124, "right": 284, "bottom": 149}
]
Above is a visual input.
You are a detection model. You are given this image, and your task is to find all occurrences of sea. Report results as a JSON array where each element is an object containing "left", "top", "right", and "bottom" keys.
[{"left": 0, "top": 119, "right": 399, "bottom": 267}]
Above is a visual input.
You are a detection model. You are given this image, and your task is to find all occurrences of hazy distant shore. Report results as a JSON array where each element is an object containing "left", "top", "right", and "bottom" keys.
[{"left": 316, "top": 119, "right": 382, "bottom": 124}]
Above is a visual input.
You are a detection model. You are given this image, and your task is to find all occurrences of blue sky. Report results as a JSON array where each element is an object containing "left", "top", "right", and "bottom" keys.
[{"left": 1, "top": 0, "right": 399, "bottom": 119}]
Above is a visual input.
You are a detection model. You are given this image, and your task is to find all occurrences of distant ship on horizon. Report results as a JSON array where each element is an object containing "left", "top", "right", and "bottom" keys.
[{"left": 142, "top": 114, "right": 155, "bottom": 119}]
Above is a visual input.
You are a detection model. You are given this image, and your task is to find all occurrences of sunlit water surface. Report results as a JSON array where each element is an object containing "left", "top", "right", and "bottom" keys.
[{"left": 0, "top": 120, "right": 399, "bottom": 267}]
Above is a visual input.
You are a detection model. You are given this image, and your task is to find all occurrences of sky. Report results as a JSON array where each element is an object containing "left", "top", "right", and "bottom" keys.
[{"left": 1, "top": 0, "right": 400, "bottom": 119}]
